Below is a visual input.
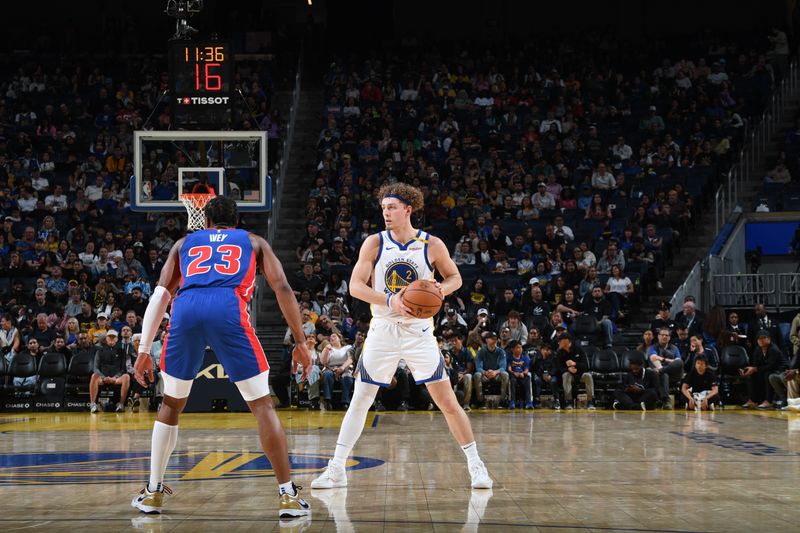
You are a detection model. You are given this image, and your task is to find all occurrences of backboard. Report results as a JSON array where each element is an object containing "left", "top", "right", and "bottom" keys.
[{"left": 131, "top": 130, "right": 270, "bottom": 212}]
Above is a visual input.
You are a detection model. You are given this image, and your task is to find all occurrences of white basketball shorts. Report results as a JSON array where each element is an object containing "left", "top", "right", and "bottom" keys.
[{"left": 356, "top": 318, "right": 447, "bottom": 386}]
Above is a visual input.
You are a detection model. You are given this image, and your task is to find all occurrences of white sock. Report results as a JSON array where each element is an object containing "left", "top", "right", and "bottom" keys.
[
  {"left": 330, "top": 381, "right": 379, "bottom": 470},
  {"left": 148, "top": 421, "right": 178, "bottom": 492},
  {"left": 331, "top": 442, "right": 351, "bottom": 469},
  {"left": 461, "top": 441, "right": 480, "bottom": 467},
  {"left": 279, "top": 481, "right": 296, "bottom": 496}
]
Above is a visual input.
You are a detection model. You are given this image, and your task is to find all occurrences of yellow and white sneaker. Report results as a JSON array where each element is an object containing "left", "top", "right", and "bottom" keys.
[
  {"left": 279, "top": 484, "right": 311, "bottom": 518},
  {"left": 131, "top": 484, "right": 172, "bottom": 514}
]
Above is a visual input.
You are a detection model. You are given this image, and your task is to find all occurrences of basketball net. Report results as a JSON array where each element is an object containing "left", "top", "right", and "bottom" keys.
[{"left": 180, "top": 192, "right": 216, "bottom": 232}]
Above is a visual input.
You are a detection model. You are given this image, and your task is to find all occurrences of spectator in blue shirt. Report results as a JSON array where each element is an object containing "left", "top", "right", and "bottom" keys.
[
  {"left": 94, "top": 187, "right": 117, "bottom": 214},
  {"left": 123, "top": 269, "right": 152, "bottom": 298},
  {"left": 45, "top": 266, "right": 69, "bottom": 300},
  {"left": 473, "top": 330, "right": 509, "bottom": 408},
  {"left": 152, "top": 175, "right": 177, "bottom": 201},
  {"left": 23, "top": 240, "right": 47, "bottom": 269},
  {"left": 647, "top": 327, "right": 683, "bottom": 409},
  {"left": 506, "top": 340, "right": 533, "bottom": 409}
]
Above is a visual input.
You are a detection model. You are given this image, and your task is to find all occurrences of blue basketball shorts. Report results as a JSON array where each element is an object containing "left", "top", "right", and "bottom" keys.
[{"left": 161, "top": 288, "right": 268, "bottom": 383}]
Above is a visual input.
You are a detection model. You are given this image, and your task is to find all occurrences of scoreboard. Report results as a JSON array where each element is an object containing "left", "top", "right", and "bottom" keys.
[{"left": 169, "top": 40, "right": 232, "bottom": 127}]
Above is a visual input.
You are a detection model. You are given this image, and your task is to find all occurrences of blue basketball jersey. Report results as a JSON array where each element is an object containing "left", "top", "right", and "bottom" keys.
[{"left": 177, "top": 229, "right": 257, "bottom": 301}]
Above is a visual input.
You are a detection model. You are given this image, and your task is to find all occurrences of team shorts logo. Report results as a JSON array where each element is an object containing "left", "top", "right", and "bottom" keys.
[
  {"left": 0, "top": 451, "right": 383, "bottom": 486},
  {"left": 384, "top": 260, "right": 418, "bottom": 294}
]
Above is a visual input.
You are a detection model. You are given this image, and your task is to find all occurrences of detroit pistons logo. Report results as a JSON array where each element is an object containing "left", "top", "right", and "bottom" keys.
[{"left": 384, "top": 259, "right": 419, "bottom": 294}]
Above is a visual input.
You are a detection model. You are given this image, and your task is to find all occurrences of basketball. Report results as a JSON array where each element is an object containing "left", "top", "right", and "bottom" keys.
[{"left": 402, "top": 280, "right": 442, "bottom": 319}]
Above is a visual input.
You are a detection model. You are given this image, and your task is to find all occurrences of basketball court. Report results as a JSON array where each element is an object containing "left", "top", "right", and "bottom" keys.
[{"left": 1, "top": 408, "right": 798, "bottom": 532}]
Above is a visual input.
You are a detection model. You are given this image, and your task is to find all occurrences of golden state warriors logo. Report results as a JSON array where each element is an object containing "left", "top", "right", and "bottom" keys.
[
  {"left": 0, "top": 452, "right": 383, "bottom": 486},
  {"left": 384, "top": 260, "right": 418, "bottom": 294}
]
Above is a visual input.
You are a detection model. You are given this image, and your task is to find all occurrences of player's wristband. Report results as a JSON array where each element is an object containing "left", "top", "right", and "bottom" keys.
[{"left": 386, "top": 293, "right": 393, "bottom": 309}]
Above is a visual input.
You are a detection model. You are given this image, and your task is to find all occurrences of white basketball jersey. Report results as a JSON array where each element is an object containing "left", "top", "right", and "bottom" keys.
[{"left": 371, "top": 229, "right": 434, "bottom": 324}]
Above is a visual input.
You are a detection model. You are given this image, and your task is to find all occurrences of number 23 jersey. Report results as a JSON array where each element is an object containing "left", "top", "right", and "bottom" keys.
[
  {"left": 177, "top": 229, "right": 257, "bottom": 301},
  {"left": 371, "top": 229, "right": 434, "bottom": 323}
]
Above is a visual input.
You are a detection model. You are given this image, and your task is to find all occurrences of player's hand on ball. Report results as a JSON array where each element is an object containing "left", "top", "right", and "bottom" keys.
[
  {"left": 433, "top": 281, "right": 445, "bottom": 300},
  {"left": 133, "top": 353, "right": 154, "bottom": 388},
  {"left": 293, "top": 342, "right": 313, "bottom": 381},
  {"left": 391, "top": 288, "right": 416, "bottom": 318}
]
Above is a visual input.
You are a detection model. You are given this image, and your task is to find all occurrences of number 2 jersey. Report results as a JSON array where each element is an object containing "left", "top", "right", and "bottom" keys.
[
  {"left": 371, "top": 229, "right": 434, "bottom": 325},
  {"left": 177, "top": 228, "right": 257, "bottom": 302}
]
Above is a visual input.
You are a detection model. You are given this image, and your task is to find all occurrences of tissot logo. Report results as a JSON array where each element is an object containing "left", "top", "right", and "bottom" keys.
[
  {"left": 196, "top": 363, "right": 228, "bottom": 379},
  {"left": 0, "top": 451, "right": 384, "bottom": 486},
  {"left": 176, "top": 96, "right": 230, "bottom": 105}
]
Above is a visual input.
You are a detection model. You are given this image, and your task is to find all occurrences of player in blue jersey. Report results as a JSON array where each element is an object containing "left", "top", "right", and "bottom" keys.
[
  {"left": 131, "top": 196, "right": 312, "bottom": 519},
  {"left": 312, "top": 183, "right": 492, "bottom": 490}
]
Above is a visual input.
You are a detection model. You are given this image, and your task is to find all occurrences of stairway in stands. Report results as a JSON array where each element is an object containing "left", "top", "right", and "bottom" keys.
[
  {"left": 240, "top": 86, "right": 290, "bottom": 268},
  {"left": 254, "top": 86, "right": 324, "bottom": 369},
  {"left": 622, "top": 94, "right": 800, "bottom": 346}
]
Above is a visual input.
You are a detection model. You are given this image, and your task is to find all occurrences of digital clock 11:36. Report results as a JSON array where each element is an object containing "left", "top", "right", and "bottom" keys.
[{"left": 169, "top": 40, "right": 232, "bottom": 127}]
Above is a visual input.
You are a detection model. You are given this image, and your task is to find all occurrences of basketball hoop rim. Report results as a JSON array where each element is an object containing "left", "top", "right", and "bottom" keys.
[
  {"left": 180, "top": 192, "right": 216, "bottom": 232},
  {"left": 180, "top": 192, "right": 217, "bottom": 204}
]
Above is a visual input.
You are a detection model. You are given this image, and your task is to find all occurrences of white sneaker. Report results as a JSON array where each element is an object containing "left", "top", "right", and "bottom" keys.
[
  {"left": 310, "top": 460, "right": 347, "bottom": 489},
  {"left": 90, "top": 403, "right": 98, "bottom": 413},
  {"left": 469, "top": 460, "right": 492, "bottom": 489}
]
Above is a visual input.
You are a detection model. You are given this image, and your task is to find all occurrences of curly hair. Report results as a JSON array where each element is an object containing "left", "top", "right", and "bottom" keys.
[
  {"left": 204, "top": 196, "right": 239, "bottom": 228},
  {"left": 378, "top": 183, "right": 424, "bottom": 212}
]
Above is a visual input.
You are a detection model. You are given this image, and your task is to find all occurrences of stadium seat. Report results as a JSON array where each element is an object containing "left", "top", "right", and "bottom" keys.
[
  {"left": 720, "top": 345, "right": 749, "bottom": 372},
  {"left": 718, "top": 345, "right": 750, "bottom": 405},
  {"left": 500, "top": 219, "right": 526, "bottom": 237},
  {"left": 37, "top": 353, "right": 67, "bottom": 404},
  {"left": 65, "top": 352, "right": 94, "bottom": 397},
  {"left": 9, "top": 353, "right": 37, "bottom": 396},
  {"left": 0, "top": 356, "right": 8, "bottom": 395},
  {"left": 539, "top": 209, "right": 560, "bottom": 221},
  {"left": 573, "top": 315, "right": 599, "bottom": 347},
  {"left": 610, "top": 346, "right": 630, "bottom": 359},
  {"left": 483, "top": 273, "right": 510, "bottom": 293},
  {"left": 590, "top": 348, "right": 620, "bottom": 406},
  {"left": 617, "top": 349, "right": 644, "bottom": 374},
  {"left": 457, "top": 264, "right": 482, "bottom": 284}
]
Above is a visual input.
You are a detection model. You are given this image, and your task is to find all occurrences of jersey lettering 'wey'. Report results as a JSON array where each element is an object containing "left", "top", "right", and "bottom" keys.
[
  {"left": 371, "top": 229, "right": 434, "bottom": 323},
  {"left": 177, "top": 229, "right": 257, "bottom": 301}
]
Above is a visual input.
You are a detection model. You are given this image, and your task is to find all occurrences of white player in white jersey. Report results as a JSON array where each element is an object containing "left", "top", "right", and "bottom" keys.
[{"left": 312, "top": 183, "right": 492, "bottom": 489}]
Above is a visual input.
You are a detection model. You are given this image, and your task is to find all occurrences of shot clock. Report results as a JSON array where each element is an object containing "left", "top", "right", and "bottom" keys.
[{"left": 169, "top": 40, "right": 232, "bottom": 127}]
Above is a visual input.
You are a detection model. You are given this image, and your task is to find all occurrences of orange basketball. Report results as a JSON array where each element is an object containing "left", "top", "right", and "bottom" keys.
[{"left": 402, "top": 280, "right": 442, "bottom": 319}]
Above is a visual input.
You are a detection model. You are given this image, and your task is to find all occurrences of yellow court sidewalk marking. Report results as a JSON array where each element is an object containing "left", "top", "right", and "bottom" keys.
[
  {"left": 2, "top": 407, "right": 799, "bottom": 433},
  {"left": 0, "top": 411, "right": 373, "bottom": 432}
]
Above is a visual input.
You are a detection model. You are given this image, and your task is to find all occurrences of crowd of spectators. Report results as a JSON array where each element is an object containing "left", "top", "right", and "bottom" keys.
[
  {"left": 279, "top": 34, "right": 799, "bottom": 410},
  {"left": 0, "top": 55, "right": 284, "bottom": 410},
  {"left": 283, "top": 288, "right": 800, "bottom": 411},
  {"left": 0, "top": 32, "right": 795, "bottom": 412}
]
